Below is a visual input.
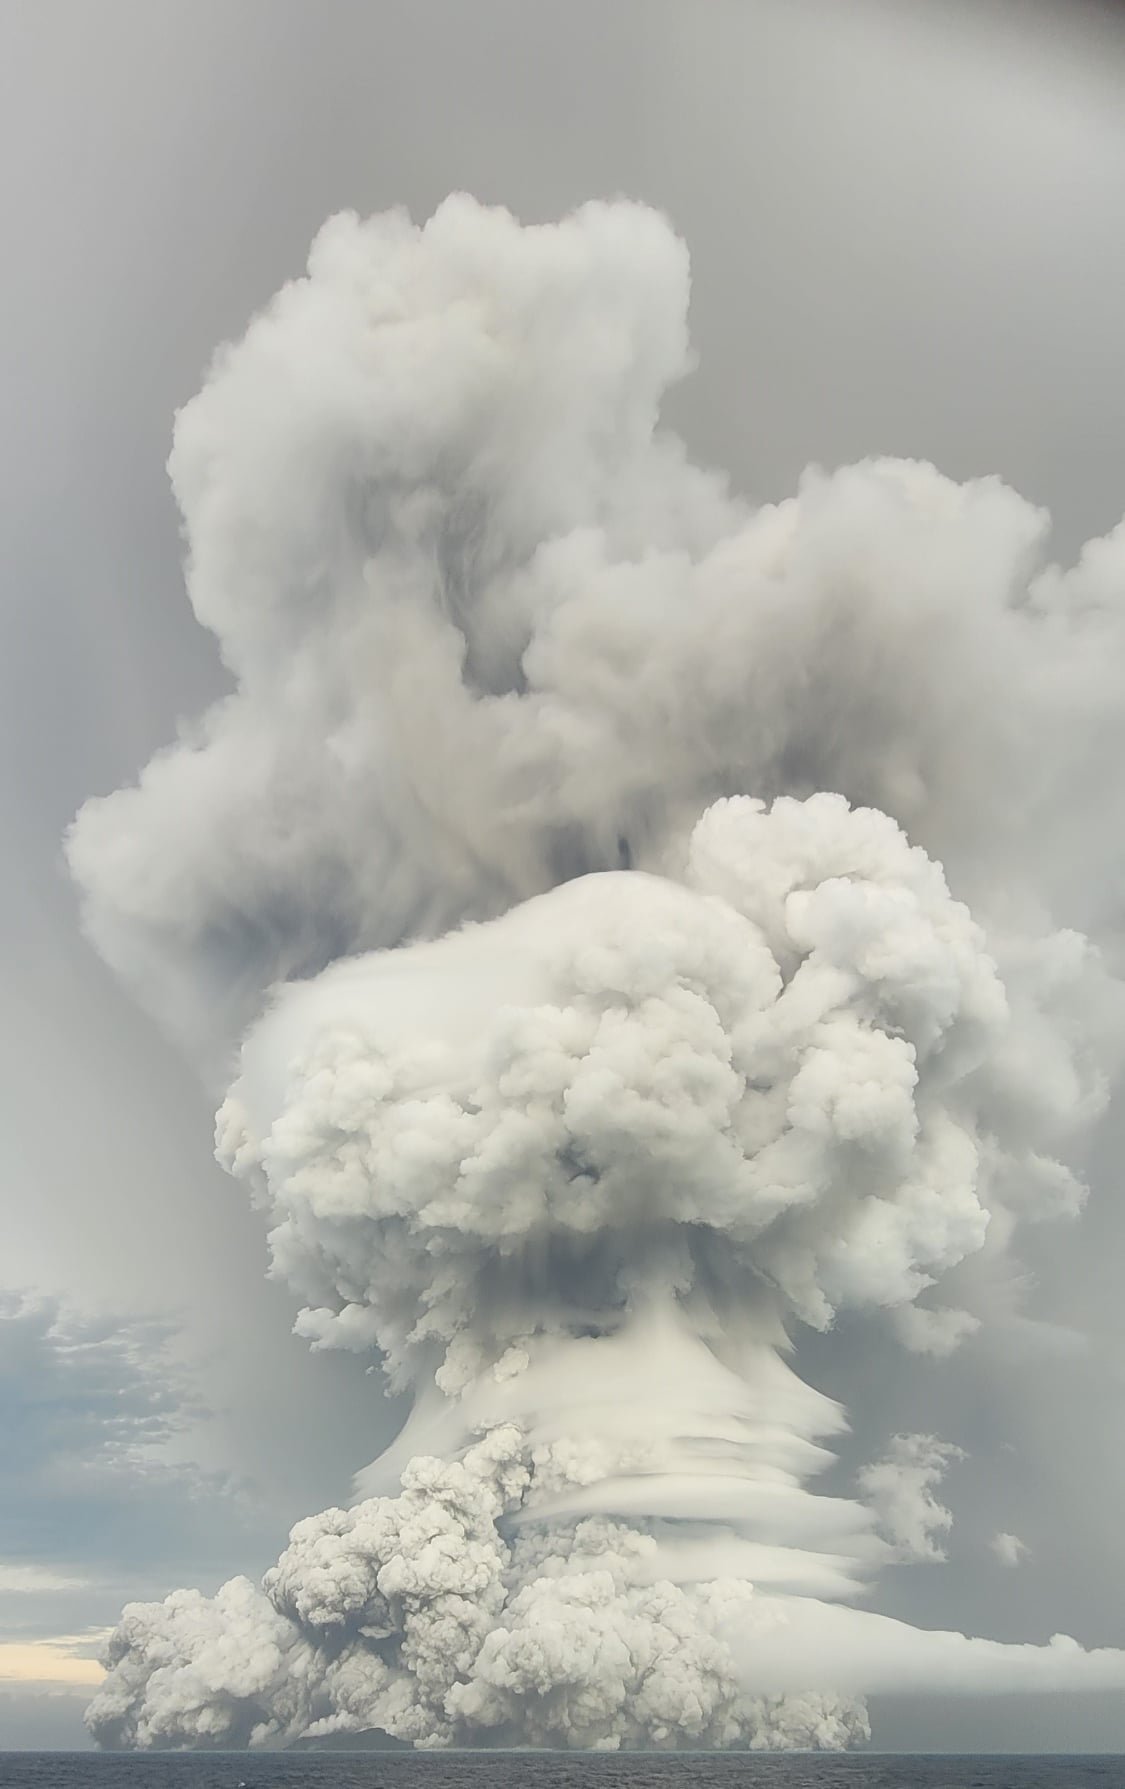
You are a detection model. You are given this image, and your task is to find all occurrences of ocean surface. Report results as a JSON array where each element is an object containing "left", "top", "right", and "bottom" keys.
[{"left": 1, "top": 1756, "right": 1122, "bottom": 1789}]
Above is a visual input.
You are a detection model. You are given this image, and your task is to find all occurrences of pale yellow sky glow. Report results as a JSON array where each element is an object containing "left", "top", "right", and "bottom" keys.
[{"left": 0, "top": 1636, "right": 107, "bottom": 1687}]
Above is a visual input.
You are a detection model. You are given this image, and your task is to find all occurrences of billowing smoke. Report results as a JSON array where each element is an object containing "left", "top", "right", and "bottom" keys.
[{"left": 71, "top": 196, "right": 1125, "bottom": 1751}]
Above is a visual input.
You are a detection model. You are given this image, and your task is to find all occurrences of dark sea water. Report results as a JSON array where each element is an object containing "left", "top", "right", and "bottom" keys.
[{"left": 2, "top": 1757, "right": 1122, "bottom": 1789}]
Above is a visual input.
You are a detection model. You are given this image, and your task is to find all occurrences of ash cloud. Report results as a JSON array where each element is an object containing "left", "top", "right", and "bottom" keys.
[
  {"left": 69, "top": 196, "right": 1125, "bottom": 1751},
  {"left": 858, "top": 1435, "right": 962, "bottom": 1565},
  {"left": 992, "top": 1532, "right": 1030, "bottom": 1569}
]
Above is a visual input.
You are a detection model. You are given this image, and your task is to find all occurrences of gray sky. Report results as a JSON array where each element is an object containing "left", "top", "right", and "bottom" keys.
[{"left": 4, "top": 0, "right": 1125, "bottom": 1750}]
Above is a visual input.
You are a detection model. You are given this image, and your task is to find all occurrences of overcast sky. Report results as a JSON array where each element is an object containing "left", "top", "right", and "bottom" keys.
[{"left": 4, "top": 0, "right": 1125, "bottom": 1751}]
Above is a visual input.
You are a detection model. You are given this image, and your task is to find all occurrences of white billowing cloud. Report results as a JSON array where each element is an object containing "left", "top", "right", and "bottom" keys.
[
  {"left": 858, "top": 1434, "right": 963, "bottom": 1564},
  {"left": 91, "top": 1429, "right": 811, "bottom": 1752},
  {"left": 891, "top": 1304, "right": 981, "bottom": 1357},
  {"left": 992, "top": 1532, "right": 1030, "bottom": 1568},
  {"left": 88, "top": 1576, "right": 306, "bottom": 1748},
  {"left": 66, "top": 198, "right": 1125, "bottom": 1053},
  {"left": 216, "top": 793, "right": 1100, "bottom": 1401},
  {"left": 85, "top": 1427, "right": 1125, "bottom": 1752},
  {"left": 67, "top": 195, "right": 1125, "bottom": 1751},
  {"left": 88, "top": 786, "right": 1125, "bottom": 1749}
]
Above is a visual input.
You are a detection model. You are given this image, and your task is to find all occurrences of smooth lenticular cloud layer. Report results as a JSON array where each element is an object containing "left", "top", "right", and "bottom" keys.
[{"left": 70, "top": 195, "right": 1125, "bottom": 1751}]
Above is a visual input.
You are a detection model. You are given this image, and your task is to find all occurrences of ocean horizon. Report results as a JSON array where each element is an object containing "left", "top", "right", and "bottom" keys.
[{"left": 2, "top": 1750, "right": 1124, "bottom": 1788}]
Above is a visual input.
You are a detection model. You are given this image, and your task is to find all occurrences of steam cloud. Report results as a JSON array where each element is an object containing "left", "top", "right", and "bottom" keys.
[{"left": 70, "top": 196, "right": 1125, "bottom": 1751}]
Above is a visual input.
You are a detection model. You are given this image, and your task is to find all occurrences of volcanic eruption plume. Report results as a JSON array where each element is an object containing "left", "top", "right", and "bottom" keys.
[{"left": 70, "top": 196, "right": 1125, "bottom": 1751}]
